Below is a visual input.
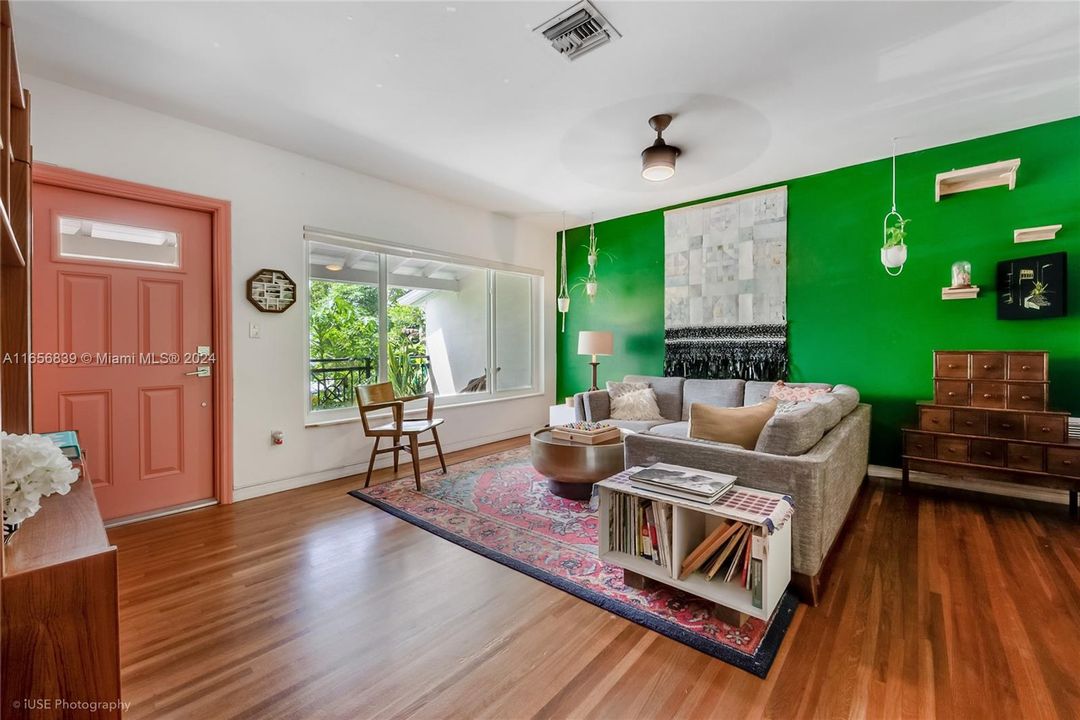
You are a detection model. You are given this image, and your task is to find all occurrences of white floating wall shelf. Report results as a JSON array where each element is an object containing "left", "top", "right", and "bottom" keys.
[
  {"left": 942, "top": 286, "right": 980, "bottom": 300},
  {"left": 1014, "top": 224, "right": 1062, "bottom": 244},
  {"left": 935, "top": 159, "right": 1020, "bottom": 201}
]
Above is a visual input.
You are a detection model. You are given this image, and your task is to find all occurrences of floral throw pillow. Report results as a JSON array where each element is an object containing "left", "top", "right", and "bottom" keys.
[
  {"left": 610, "top": 387, "right": 665, "bottom": 421},
  {"left": 768, "top": 380, "right": 831, "bottom": 403}
]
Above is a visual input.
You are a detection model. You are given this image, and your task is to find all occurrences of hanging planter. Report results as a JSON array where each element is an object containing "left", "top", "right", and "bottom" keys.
[
  {"left": 881, "top": 138, "right": 910, "bottom": 277},
  {"left": 881, "top": 213, "right": 909, "bottom": 274},
  {"left": 557, "top": 213, "right": 570, "bottom": 331},
  {"left": 584, "top": 217, "right": 600, "bottom": 301}
]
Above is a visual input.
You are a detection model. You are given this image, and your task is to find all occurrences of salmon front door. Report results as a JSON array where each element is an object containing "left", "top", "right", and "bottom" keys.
[{"left": 32, "top": 182, "right": 216, "bottom": 520}]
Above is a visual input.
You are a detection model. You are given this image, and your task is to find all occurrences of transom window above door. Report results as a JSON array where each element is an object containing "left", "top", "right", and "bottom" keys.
[{"left": 58, "top": 216, "right": 181, "bottom": 268}]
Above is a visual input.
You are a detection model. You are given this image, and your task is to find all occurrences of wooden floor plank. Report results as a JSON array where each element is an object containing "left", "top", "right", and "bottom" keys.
[{"left": 105, "top": 437, "right": 1080, "bottom": 719}]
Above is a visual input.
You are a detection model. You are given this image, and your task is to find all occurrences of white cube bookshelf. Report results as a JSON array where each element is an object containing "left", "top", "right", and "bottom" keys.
[{"left": 596, "top": 478, "right": 792, "bottom": 621}]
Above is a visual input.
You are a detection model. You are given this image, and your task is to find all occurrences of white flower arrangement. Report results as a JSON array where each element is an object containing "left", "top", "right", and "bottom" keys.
[{"left": 2, "top": 432, "right": 80, "bottom": 533}]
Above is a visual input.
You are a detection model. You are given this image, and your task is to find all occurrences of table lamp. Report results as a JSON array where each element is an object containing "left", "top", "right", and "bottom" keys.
[{"left": 578, "top": 330, "right": 613, "bottom": 391}]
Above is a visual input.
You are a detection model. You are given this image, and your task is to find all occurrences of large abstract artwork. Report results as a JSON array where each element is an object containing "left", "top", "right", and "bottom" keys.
[{"left": 663, "top": 186, "right": 788, "bottom": 380}]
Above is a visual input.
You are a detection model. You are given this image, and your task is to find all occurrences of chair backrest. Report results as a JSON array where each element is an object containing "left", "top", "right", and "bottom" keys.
[
  {"left": 357, "top": 382, "right": 395, "bottom": 406},
  {"left": 356, "top": 382, "right": 398, "bottom": 436}
]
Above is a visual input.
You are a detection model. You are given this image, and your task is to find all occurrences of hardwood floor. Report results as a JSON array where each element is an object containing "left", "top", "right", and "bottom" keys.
[{"left": 108, "top": 437, "right": 1080, "bottom": 719}]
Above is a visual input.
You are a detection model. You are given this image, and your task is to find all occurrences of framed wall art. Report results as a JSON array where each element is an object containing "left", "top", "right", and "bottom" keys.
[
  {"left": 996, "top": 252, "right": 1067, "bottom": 320},
  {"left": 247, "top": 268, "right": 297, "bottom": 313}
]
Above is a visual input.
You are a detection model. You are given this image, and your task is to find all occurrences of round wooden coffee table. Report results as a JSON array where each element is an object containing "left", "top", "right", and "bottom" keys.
[{"left": 530, "top": 428, "right": 625, "bottom": 500}]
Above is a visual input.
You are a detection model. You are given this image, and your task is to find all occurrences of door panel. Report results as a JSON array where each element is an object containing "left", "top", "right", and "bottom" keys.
[
  {"left": 138, "top": 279, "right": 184, "bottom": 356},
  {"left": 58, "top": 390, "right": 113, "bottom": 488},
  {"left": 33, "top": 184, "right": 215, "bottom": 520},
  {"left": 58, "top": 271, "right": 112, "bottom": 356}
]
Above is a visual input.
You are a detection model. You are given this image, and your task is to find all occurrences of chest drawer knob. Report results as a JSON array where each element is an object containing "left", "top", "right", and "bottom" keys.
[
  {"left": 948, "top": 392, "right": 957, "bottom": 397},
  {"left": 1041, "top": 426, "right": 1051, "bottom": 433},
  {"left": 1019, "top": 455, "right": 1030, "bottom": 461},
  {"left": 1022, "top": 365, "right": 1031, "bottom": 370},
  {"left": 948, "top": 364, "right": 958, "bottom": 369},
  {"left": 963, "top": 420, "right": 974, "bottom": 426},
  {"left": 982, "top": 393, "right": 993, "bottom": 399},
  {"left": 983, "top": 451, "right": 993, "bottom": 457},
  {"left": 983, "top": 364, "right": 993, "bottom": 369},
  {"left": 1021, "top": 395, "right": 1033, "bottom": 401},
  {"left": 1064, "top": 459, "right": 1074, "bottom": 466},
  {"left": 1001, "top": 423, "right": 1013, "bottom": 429}
]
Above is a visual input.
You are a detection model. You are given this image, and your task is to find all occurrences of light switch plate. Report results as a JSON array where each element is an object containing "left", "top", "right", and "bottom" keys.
[{"left": 249, "top": 322, "right": 261, "bottom": 339}]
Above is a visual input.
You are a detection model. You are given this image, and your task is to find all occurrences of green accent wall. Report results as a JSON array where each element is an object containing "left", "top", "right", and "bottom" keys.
[{"left": 556, "top": 117, "right": 1080, "bottom": 466}]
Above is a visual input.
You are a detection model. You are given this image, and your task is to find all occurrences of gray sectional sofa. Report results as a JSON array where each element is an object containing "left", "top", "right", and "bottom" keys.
[{"left": 574, "top": 375, "right": 871, "bottom": 603}]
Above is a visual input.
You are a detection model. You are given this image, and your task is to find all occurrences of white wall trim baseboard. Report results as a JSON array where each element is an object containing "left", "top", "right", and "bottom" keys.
[
  {"left": 233, "top": 426, "right": 533, "bottom": 502},
  {"left": 868, "top": 464, "right": 1068, "bottom": 506}
]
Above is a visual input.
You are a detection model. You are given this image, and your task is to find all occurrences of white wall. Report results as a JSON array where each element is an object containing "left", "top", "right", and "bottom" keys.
[
  {"left": 422, "top": 270, "right": 489, "bottom": 396},
  {"left": 26, "top": 75, "right": 555, "bottom": 500}
]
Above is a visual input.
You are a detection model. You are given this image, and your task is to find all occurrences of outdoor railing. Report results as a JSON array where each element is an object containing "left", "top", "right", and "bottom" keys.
[{"left": 309, "top": 357, "right": 377, "bottom": 410}]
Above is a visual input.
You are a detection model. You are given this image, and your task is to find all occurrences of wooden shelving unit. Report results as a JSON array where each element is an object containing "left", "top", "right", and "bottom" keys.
[
  {"left": 1014, "top": 224, "right": 1062, "bottom": 244},
  {"left": 596, "top": 476, "right": 791, "bottom": 622},
  {"left": 0, "top": 0, "right": 34, "bottom": 706},
  {"left": 935, "top": 159, "right": 1020, "bottom": 201}
]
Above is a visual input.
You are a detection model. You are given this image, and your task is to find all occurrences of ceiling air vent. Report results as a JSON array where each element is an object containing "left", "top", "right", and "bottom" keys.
[{"left": 534, "top": 1, "right": 620, "bottom": 61}]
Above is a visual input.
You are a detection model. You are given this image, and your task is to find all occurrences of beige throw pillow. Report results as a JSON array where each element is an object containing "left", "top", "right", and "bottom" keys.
[
  {"left": 610, "top": 387, "right": 665, "bottom": 421},
  {"left": 688, "top": 398, "right": 778, "bottom": 450}
]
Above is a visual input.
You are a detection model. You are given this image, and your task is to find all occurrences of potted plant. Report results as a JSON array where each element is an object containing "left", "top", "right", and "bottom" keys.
[{"left": 881, "top": 217, "right": 909, "bottom": 272}]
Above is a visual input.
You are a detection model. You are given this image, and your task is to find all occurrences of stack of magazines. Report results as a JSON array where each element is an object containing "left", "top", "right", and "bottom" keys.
[{"left": 629, "top": 463, "right": 736, "bottom": 504}]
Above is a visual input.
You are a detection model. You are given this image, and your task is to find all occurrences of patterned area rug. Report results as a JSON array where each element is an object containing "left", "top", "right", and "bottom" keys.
[{"left": 349, "top": 447, "right": 797, "bottom": 677}]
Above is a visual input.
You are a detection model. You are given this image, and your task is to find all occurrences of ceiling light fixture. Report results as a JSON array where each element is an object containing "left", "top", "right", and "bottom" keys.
[
  {"left": 325, "top": 263, "right": 343, "bottom": 272},
  {"left": 641, "top": 114, "right": 680, "bottom": 182}
]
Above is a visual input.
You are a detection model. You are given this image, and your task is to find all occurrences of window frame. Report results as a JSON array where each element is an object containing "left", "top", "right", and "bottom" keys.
[{"left": 303, "top": 228, "right": 544, "bottom": 423}]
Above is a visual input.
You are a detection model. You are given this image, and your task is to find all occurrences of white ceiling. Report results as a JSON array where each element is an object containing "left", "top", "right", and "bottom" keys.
[{"left": 13, "top": 1, "right": 1080, "bottom": 230}]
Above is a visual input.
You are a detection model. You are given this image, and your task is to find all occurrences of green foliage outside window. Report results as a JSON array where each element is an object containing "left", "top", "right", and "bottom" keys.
[{"left": 308, "top": 280, "right": 429, "bottom": 409}]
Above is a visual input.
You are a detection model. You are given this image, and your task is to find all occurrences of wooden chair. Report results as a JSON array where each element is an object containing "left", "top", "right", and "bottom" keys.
[{"left": 356, "top": 382, "right": 447, "bottom": 490}]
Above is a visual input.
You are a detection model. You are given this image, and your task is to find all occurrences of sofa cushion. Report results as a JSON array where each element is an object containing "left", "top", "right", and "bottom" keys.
[
  {"left": 610, "top": 387, "right": 665, "bottom": 421},
  {"left": 606, "top": 380, "right": 649, "bottom": 399},
  {"left": 754, "top": 401, "right": 831, "bottom": 456},
  {"left": 648, "top": 421, "right": 689, "bottom": 438},
  {"left": 688, "top": 399, "right": 777, "bottom": 450},
  {"left": 606, "top": 419, "right": 668, "bottom": 433},
  {"left": 681, "top": 379, "right": 746, "bottom": 420},
  {"left": 625, "top": 375, "right": 684, "bottom": 421},
  {"left": 831, "top": 384, "right": 860, "bottom": 415},
  {"left": 769, "top": 380, "right": 832, "bottom": 403},
  {"left": 744, "top": 380, "right": 833, "bottom": 406},
  {"left": 810, "top": 393, "right": 845, "bottom": 429}
]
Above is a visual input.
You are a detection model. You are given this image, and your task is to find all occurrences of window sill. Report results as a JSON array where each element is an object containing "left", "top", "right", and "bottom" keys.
[{"left": 304, "top": 390, "right": 546, "bottom": 428}]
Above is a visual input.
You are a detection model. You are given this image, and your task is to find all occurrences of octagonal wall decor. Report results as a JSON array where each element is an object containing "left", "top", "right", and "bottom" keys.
[{"left": 246, "top": 268, "right": 297, "bottom": 313}]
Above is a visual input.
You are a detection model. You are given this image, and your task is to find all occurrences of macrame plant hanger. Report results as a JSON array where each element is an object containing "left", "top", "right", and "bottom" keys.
[
  {"left": 557, "top": 212, "right": 570, "bottom": 332},
  {"left": 881, "top": 137, "right": 907, "bottom": 277}
]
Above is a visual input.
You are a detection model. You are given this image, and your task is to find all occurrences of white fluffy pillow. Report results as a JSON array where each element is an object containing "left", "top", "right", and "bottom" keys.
[{"left": 610, "top": 387, "right": 665, "bottom": 421}]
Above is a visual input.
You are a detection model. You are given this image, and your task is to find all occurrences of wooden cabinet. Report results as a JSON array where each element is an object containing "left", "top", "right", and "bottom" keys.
[
  {"left": 907, "top": 351, "right": 1079, "bottom": 519},
  {"left": 2, "top": 465, "right": 122, "bottom": 719},
  {"left": 931, "top": 351, "right": 1050, "bottom": 412}
]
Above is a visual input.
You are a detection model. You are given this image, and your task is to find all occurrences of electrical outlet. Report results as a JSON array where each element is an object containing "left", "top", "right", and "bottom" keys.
[{"left": 249, "top": 322, "right": 261, "bottom": 339}]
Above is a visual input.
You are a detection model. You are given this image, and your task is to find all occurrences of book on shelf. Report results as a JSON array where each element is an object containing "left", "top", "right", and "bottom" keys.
[
  {"left": 43, "top": 430, "right": 82, "bottom": 460},
  {"left": 678, "top": 519, "right": 763, "bottom": 601},
  {"left": 630, "top": 463, "right": 736, "bottom": 504},
  {"left": 607, "top": 491, "right": 674, "bottom": 575}
]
